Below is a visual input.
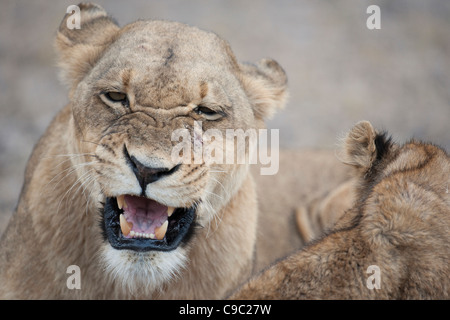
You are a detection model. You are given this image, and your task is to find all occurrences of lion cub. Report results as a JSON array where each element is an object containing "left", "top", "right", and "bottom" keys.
[{"left": 232, "top": 121, "right": 450, "bottom": 299}]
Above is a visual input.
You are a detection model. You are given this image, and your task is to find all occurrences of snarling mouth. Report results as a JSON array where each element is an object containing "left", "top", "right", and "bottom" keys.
[{"left": 102, "top": 195, "right": 196, "bottom": 252}]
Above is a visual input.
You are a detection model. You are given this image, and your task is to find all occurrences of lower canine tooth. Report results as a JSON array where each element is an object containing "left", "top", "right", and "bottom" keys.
[
  {"left": 154, "top": 220, "right": 168, "bottom": 240},
  {"left": 120, "top": 214, "right": 132, "bottom": 236}
]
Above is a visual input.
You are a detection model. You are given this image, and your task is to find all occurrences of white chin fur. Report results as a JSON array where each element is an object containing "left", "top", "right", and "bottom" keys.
[{"left": 101, "top": 244, "right": 188, "bottom": 296}]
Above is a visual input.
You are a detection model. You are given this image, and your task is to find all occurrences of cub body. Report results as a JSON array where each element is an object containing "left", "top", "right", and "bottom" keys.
[{"left": 232, "top": 121, "right": 450, "bottom": 299}]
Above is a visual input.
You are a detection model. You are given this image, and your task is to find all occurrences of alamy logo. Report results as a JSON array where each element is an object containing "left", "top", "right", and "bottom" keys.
[
  {"left": 66, "top": 265, "right": 81, "bottom": 290},
  {"left": 366, "top": 5, "right": 381, "bottom": 30},
  {"left": 366, "top": 265, "right": 381, "bottom": 290},
  {"left": 171, "top": 121, "right": 279, "bottom": 175},
  {"left": 66, "top": 5, "right": 81, "bottom": 30}
]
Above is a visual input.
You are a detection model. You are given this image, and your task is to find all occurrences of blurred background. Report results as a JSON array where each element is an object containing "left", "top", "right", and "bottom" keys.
[{"left": 0, "top": 0, "right": 449, "bottom": 232}]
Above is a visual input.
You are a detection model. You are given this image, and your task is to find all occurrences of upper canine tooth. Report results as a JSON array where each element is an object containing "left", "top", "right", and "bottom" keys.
[
  {"left": 117, "top": 195, "right": 125, "bottom": 210},
  {"left": 119, "top": 214, "right": 132, "bottom": 236},
  {"left": 154, "top": 220, "right": 168, "bottom": 240},
  {"left": 167, "top": 207, "right": 175, "bottom": 217}
]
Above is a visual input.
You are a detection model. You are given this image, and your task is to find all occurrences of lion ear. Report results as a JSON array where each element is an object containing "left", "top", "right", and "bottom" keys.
[
  {"left": 342, "top": 121, "right": 379, "bottom": 171},
  {"left": 341, "top": 121, "right": 393, "bottom": 177},
  {"left": 239, "top": 59, "right": 288, "bottom": 120},
  {"left": 55, "top": 3, "right": 119, "bottom": 90}
]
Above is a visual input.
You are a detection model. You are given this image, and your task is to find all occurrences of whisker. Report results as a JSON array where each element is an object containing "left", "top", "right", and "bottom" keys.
[
  {"left": 75, "top": 171, "right": 96, "bottom": 203},
  {"left": 210, "top": 166, "right": 228, "bottom": 171},
  {"left": 43, "top": 161, "right": 98, "bottom": 194},
  {"left": 84, "top": 179, "right": 96, "bottom": 216},
  {"left": 57, "top": 169, "right": 95, "bottom": 218},
  {"left": 71, "top": 170, "right": 98, "bottom": 218},
  {"left": 210, "top": 177, "right": 229, "bottom": 198},
  {"left": 81, "top": 140, "right": 101, "bottom": 146},
  {"left": 42, "top": 153, "right": 96, "bottom": 159},
  {"left": 53, "top": 155, "right": 98, "bottom": 171},
  {"left": 202, "top": 196, "right": 223, "bottom": 239},
  {"left": 78, "top": 174, "right": 98, "bottom": 216},
  {"left": 203, "top": 190, "right": 224, "bottom": 200}
]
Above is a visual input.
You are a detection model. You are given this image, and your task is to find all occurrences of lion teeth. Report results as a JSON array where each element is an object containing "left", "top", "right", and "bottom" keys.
[
  {"left": 119, "top": 214, "right": 132, "bottom": 236},
  {"left": 167, "top": 206, "right": 175, "bottom": 217},
  {"left": 154, "top": 220, "right": 168, "bottom": 240},
  {"left": 117, "top": 195, "right": 125, "bottom": 210},
  {"left": 129, "top": 231, "right": 155, "bottom": 239}
]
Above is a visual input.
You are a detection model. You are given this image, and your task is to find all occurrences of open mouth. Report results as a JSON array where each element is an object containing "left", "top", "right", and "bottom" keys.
[{"left": 101, "top": 195, "right": 196, "bottom": 252}]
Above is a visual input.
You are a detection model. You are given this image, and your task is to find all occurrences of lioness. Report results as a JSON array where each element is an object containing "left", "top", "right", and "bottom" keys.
[
  {"left": 232, "top": 121, "right": 450, "bottom": 299},
  {"left": 0, "top": 3, "right": 289, "bottom": 299}
]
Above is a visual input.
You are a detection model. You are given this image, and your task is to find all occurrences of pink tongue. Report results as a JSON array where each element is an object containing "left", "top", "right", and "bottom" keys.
[{"left": 123, "top": 195, "right": 168, "bottom": 236}]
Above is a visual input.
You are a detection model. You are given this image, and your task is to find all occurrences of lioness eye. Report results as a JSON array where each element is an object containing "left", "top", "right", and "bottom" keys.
[
  {"left": 194, "top": 106, "right": 223, "bottom": 120},
  {"left": 105, "top": 92, "right": 129, "bottom": 106}
]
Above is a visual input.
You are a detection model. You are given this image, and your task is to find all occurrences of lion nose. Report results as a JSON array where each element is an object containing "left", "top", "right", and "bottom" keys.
[{"left": 123, "top": 145, "right": 180, "bottom": 191}]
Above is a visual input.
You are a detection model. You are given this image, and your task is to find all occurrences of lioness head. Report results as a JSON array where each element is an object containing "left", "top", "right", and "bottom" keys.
[{"left": 54, "top": 4, "right": 287, "bottom": 291}]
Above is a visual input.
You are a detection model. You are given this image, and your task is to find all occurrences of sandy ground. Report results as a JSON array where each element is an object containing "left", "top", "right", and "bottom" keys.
[{"left": 0, "top": 0, "right": 449, "bottom": 232}]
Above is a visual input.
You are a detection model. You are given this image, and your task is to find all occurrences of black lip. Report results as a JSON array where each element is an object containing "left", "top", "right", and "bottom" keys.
[{"left": 101, "top": 197, "right": 196, "bottom": 252}]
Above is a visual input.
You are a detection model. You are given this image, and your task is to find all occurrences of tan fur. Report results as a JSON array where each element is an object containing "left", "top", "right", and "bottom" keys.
[
  {"left": 232, "top": 121, "right": 450, "bottom": 299},
  {"left": 295, "top": 179, "right": 356, "bottom": 243},
  {"left": 251, "top": 150, "right": 351, "bottom": 272},
  {"left": 0, "top": 3, "right": 289, "bottom": 299}
]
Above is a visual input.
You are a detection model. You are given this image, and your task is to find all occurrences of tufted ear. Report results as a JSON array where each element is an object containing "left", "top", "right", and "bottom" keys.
[
  {"left": 239, "top": 59, "right": 288, "bottom": 120},
  {"left": 341, "top": 120, "right": 393, "bottom": 174},
  {"left": 341, "top": 121, "right": 378, "bottom": 171},
  {"left": 55, "top": 3, "right": 120, "bottom": 91}
]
